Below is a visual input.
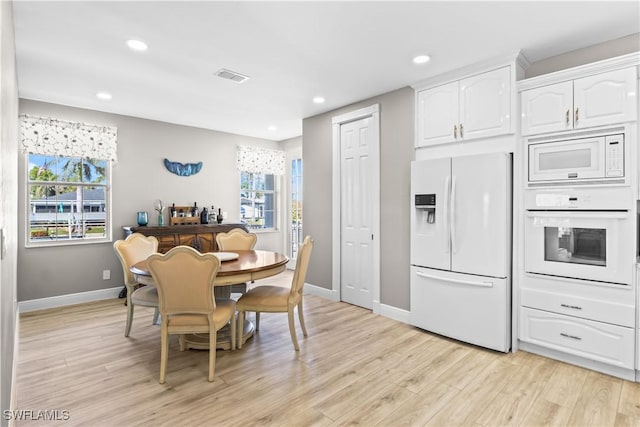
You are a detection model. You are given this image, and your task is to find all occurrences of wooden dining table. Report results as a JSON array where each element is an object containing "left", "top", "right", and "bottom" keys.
[{"left": 131, "top": 249, "right": 289, "bottom": 350}]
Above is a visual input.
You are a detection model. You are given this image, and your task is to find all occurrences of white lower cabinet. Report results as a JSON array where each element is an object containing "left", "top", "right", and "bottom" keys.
[
  {"left": 520, "top": 307, "right": 635, "bottom": 369},
  {"left": 519, "top": 273, "right": 636, "bottom": 374}
]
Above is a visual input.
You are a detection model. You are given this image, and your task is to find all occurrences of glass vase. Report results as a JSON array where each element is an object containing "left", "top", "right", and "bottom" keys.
[
  {"left": 158, "top": 213, "right": 164, "bottom": 226},
  {"left": 137, "top": 211, "right": 148, "bottom": 227}
]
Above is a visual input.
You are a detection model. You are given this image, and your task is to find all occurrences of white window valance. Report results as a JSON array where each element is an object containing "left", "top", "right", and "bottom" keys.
[
  {"left": 236, "top": 145, "right": 285, "bottom": 175},
  {"left": 20, "top": 114, "right": 118, "bottom": 162}
]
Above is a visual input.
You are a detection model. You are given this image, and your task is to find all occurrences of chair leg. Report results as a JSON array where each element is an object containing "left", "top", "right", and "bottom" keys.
[
  {"left": 124, "top": 296, "right": 134, "bottom": 337},
  {"left": 237, "top": 311, "right": 245, "bottom": 349},
  {"left": 159, "top": 323, "right": 169, "bottom": 384},
  {"left": 152, "top": 307, "right": 160, "bottom": 325},
  {"left": 230, "top": 314, "right": 236, "bottom": 351},
  {"left": 179, "top": 334, "right": 186, "bottom": 351},
  {"left": 255, "top": 311, "right": 260, "bottom": 331},
  {"left": 297, "top": 300, "right": 308, "bottom": 337},
  {"left": 288, "top": 309, "right": 299, "bottom": 351},
  {"left": 209, "top": 328, "right": 217, "bottom": 382}
]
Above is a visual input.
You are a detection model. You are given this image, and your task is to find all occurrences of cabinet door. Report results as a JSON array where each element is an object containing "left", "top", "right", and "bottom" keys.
[
  {"left": 156, "top": 235, "right": 177, "bottom": 253},
  {"left": 573, "top": 68, "right": 638, "bottom": 129},
  {"left": 417, "top": 81, "right": 459, "bottom": 146},
  {"left": 521, "top": 81, "right": 573, "bottom": 136},
  {"left": 459, "top": 67, "right": 511, "bottom": 140},
  {"left": 196, "top": 232, "right": 216, "bottom": 252}
]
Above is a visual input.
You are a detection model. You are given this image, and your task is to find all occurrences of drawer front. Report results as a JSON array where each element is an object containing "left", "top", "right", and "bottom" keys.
[
  {"left": 521, "top": 287, "right": 635, "bottom": 327},
  {"left": 520, "top": 307, "right": 635, "bottom": 369},
  {"left": 410, "top": 266, "right": 510, "bottom": 352}
]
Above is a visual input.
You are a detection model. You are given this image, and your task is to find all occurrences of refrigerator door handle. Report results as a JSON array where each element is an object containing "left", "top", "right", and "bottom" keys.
[
  {"left": 416, "top": 271, "right": 494, "bottom": 288},
  {"left": 444, "top": 175, "right": 451, "bottom": 254},
  {"left": 450, "top": 175, "right": 457, "bottom": 254}
]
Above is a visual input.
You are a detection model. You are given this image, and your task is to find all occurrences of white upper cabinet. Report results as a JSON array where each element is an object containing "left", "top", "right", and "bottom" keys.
[
  {"left": 417, "top": 81, "right": 459, "bottom": 146},
  {"left": 416, "top": 66, "right": 512, "bottom": 147},
  {"left": 521, "top": 81, "right": 573, "bottom": 135},
  {"left": 573, "top": 68, "right": 637, "bottom": 129},
  {"left": 521, "top": 68, "right": 637, "bottom": 136}
]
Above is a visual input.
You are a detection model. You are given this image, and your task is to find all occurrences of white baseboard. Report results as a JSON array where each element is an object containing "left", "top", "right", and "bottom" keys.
[
  {"left": 19, "top": 286, "right": 122, "bottom": 313},
  {"left": 304, "top": 283, "right": 410, "bottom": 325},
  {"left": 304, "top": 283, "right": 340, "bottom": 301},
  {"left": 379, "top": 303, "right": 410, "bottom": 324}
]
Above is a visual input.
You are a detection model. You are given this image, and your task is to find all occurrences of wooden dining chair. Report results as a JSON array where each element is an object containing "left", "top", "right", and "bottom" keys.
[
  {"left": 113, "top": 233, "right": 160, "bottom": 337},
  {"left": 236, "top": 236, "right": 313, "bottom": 351},
  {"left": 147, "top": 246, "right": 236, "bottom": 383},
  {"left": 216, "top": 228, "right": 257, "bottom": 294}
]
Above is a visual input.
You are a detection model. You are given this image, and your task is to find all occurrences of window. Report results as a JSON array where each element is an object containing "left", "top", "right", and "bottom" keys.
[
  {"left": 240, "top": 171, "right": 276, "bottom": 230},
  {"left": 27, "top": 154, "right": 110, "bottom": 244},
  {"left": 290, "top": 157, "right": 303, "bottom": 260},
  {"left": 21, "top": 114, "right": 116, "bottom": 247}
]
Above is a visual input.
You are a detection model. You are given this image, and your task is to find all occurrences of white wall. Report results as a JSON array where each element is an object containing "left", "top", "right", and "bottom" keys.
[
  {"left": 0, "top": 0, "right": 19, "bottom": 422},
  {"left": 18, "top": 100, "right": 294, "bottom": 301}
]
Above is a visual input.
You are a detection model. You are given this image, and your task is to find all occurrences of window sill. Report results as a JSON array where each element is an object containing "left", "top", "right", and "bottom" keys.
[
  {"left": 25, "top": 237, "right": 113, "bottom": 249},
  {"left": 248, "top": 228, "right": 279, "bottom": 234}
]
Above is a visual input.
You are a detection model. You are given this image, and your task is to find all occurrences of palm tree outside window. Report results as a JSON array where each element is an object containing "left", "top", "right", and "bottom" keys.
[{"left": 27, "top": 154, "right": 109, "bottom": 244}]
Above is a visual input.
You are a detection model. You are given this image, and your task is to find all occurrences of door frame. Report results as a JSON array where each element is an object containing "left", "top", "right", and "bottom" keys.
[{"left": 331, "top": 104, "right": 380, "bottom": 313}]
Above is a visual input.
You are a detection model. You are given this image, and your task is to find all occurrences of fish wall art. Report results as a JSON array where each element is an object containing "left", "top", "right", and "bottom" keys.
[{"left": 163, "top": 158, "right": 203, "bottom": 176}]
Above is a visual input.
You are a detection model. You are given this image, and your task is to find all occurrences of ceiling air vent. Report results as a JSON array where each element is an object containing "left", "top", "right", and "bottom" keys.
[{"left": 214, "top": 68, "right": 250, "bottom": 83}]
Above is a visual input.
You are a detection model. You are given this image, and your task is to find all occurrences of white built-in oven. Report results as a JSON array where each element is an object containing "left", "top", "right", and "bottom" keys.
[
  {"left": 528, "top": 131, "right": 624, "bottom": 186},
  {"left": 524, "top": 209, "right": 634, "bottom": 285}
]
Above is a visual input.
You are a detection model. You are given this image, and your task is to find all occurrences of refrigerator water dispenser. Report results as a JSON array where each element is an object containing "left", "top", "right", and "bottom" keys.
[{"left": 415, "top": 194, "right": 436, "bottom": 224}]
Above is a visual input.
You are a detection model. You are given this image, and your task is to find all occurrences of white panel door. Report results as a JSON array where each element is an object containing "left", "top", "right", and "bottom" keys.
[
  {"left": 521, "top": 81, "right": 573, "bottom": 136},
  {"left": 573, "top": 68, "right": 638, "bottom": 129},
  {"left": 410, "top": 158, "right": 451, "bottom": 270},
  {"left": 340, "top": 117, "right": 373, "bottom": 309},
  {"left": 417, "top": 81, "right": 459, "bottom": 146},
  {"left": 459, "top": 66, "right": 511, "bottom": 140},
  {"left": 450, "top": 153, "right": 510, "bottom": 278}
]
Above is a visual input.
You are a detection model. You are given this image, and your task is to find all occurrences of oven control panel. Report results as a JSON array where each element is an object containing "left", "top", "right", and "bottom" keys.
[{"left": 605, "top": 134, "right": 624, "bottom": 177}]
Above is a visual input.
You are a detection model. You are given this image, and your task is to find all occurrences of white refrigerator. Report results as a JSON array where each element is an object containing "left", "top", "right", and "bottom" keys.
[{"left": 410, "top": 153, "right": 512, "bottom": 352}]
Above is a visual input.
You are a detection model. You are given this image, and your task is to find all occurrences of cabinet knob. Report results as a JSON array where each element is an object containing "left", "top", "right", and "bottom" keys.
[
  {"left": 453, "top": 124, "right": 458, "bottom": 138},
  {"left": 459, "top": 123, "right": 464, "bottom": 138}
]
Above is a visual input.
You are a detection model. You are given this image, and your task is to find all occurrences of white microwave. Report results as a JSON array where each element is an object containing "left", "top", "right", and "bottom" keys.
[{"left": 528, "top": 132, "right": 624, "bottom": 186}]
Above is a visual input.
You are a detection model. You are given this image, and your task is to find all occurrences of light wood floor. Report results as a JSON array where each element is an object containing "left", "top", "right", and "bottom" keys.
[{"left": 15, "top": 274, "right": 640, "bottom": 426}]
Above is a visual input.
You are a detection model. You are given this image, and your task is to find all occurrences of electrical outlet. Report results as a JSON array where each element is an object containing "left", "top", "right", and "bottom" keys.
[{"left": 102, "top": 270, "right": 111, "bottom": 280}]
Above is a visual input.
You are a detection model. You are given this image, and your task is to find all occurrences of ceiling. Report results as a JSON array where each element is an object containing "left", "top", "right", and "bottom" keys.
[{"left": 12, "top": 1, "right": 640, "bottom": 142}]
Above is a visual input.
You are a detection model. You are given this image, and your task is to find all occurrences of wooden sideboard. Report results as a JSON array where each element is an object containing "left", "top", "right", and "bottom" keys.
[{"left": 123, "top": 223, "right": 249, "bottom": 253}]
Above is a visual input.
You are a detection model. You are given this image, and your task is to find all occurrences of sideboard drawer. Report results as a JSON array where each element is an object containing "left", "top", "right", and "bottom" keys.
[
  {"left": 521, "top": 287, "right": 635, "bottom": 327},
  {"left": 520, "top": 307, "right": 635, "bottom": 369}
]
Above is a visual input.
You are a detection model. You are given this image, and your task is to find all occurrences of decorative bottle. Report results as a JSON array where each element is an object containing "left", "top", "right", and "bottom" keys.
[
  {"left": 192, "top": 202, "right": 199, "bottom": 217},
  {"left": 200, "top": 206, "right": 209, "bottom": 224},
  {"left": 170, "top": 203, "right": 177, "bottom": 218},
  {"left": 216, "top": 208, "right": 223, "bottom": 224}
]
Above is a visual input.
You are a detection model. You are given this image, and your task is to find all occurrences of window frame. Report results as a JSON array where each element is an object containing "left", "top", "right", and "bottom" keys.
[
  {"left": 239, "top": 170, "right": 279, "bottom": 232},
  {"left": 25, "top": 154, "right": 113, "bottom": 248},
  {"left": 288, "top": 153, "right": 303, "bottom": 262}
]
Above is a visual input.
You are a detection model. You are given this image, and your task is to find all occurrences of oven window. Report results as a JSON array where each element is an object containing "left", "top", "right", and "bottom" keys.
[
  {"left": 544, "top": 227, "right": 606, "bottom": 266},
  {"left": 538, "top": 148, "right": 591, "bottom": 170}
]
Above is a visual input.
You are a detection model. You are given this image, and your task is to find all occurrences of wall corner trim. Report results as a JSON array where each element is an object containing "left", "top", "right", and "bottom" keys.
[{"left": 378, "top": 304, "right": 411, "bottom": 324}]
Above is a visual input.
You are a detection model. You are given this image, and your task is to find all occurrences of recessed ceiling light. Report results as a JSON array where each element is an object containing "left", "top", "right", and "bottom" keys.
[
  {"left": 96, "top": 92, "right": 112, "bottom": 100},
  {"left": 412, "top": 55, "right": 431, "bottom": 65},
  {"left": 313, "top": 96, "right": 325, "bottom": 104},
  {"left": 267, "top": 125, "right": 278, "bottom": 131},
  {"left": 126, "top": 39, "right": 148, "bottom": 51}
]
